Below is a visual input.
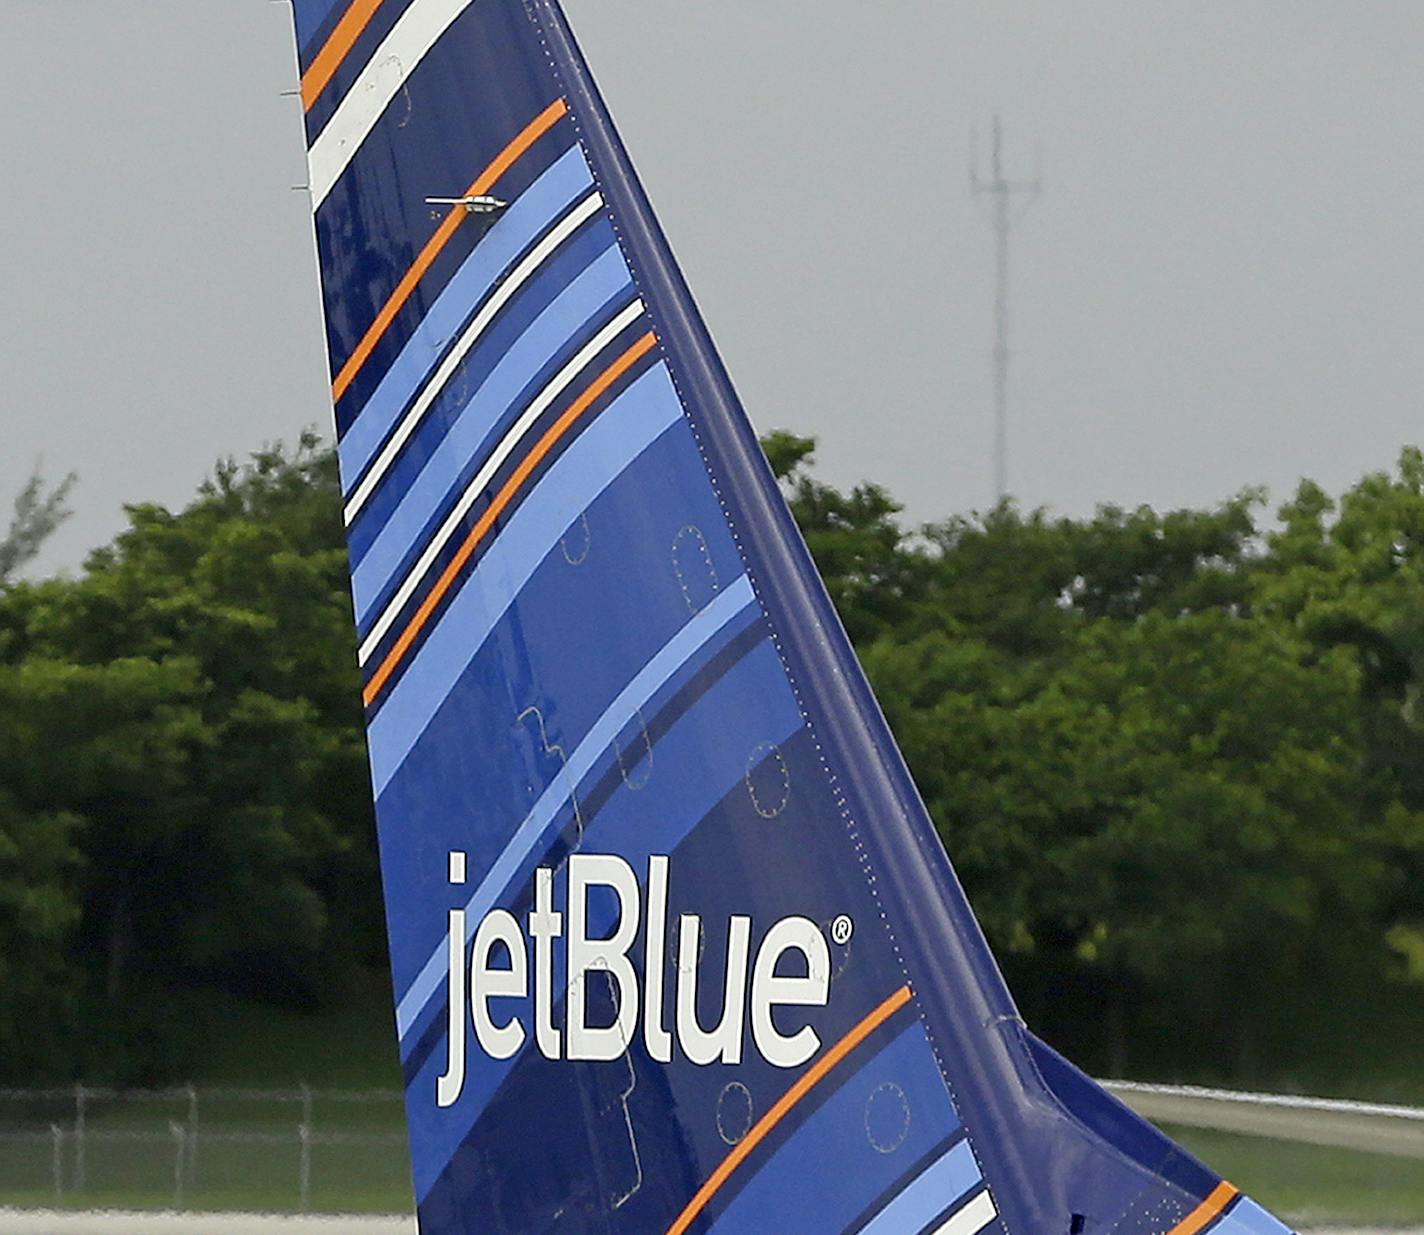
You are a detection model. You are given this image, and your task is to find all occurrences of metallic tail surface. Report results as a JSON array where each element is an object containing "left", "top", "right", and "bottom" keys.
[{"left": 291, "top": 2, "right": 1298, "bottom": 1232}]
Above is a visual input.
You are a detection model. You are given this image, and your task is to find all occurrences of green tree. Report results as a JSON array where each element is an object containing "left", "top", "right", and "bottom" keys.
[
  {"left": 1253, "top": 448, "right": 1424, "bottom": 985},
  {"left": 0, "top": 467, "right": 76, "bottom": 583},
  {"left": 763, "top": 431, "right": 929, "bottom": 642},
  {"left": 0, "top": 781, "right": 80, "bottom": 1079},
  {"left": 0, "top": 435, "right": 376, "bottom": 1079},
  {"left": 835, "top": 466, "right": 1421, "bottom": 1079}
]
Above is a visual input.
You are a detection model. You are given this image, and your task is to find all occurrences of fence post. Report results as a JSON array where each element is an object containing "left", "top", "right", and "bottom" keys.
[
  {"left": 185, "top": 1082, "right": 199, "bottom": 1180},
  {"left": 298, "top": 1121, "right": 312, "bottom": 1213},
  {"left": 72, "top": 1083, "right": 85, "bottom": 1194},
  {"left": 169, "top": 1122, "right": 186, "bottom": 1210},
  {"left": 299, "top": 1082, "right": 314, "bottom": 1211},
  {"left": 50, "top": 1124, "right": 63, "bottom": 1204}
]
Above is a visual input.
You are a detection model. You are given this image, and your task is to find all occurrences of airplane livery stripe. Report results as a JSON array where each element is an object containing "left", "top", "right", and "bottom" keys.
[
  {"left": 362, "top": 330, "right": 658, "bottom": 706},
  {"left": 301, "top": 0, "right": 387, "bottom": 110},
  {"left": 330, "top": 97, "right": 568, "bottom": 403},
  {"left": 393, "top": 572, "right": 758, "bottom": 1037},
  {"left": 1169, "top": 1184, "right": 1242, "bottom": 1235},
  {"left": 345, "top": 223, "right": 620, "bottom": 575},
  {"left": 338, "top": 144, "right": 593, "bottom": 492},
  {"left": 308, "top": 0, "right": 478, "bottom": 209},
  {"left": 703, "top": 1023, "right": 962, "bottom": 1235},
  {"left": 1209, "top": 1198, "right": 1294, "bottom": 1235},
  {"left": 369, "top": 415, "right": 750, "bottom": 999},
  {"left": 929, "top": 1190, "right": 998, "bottom": 1235},
  {"left": 364, "top": 358, "right": 685, "bottom": 795},
  {"left": 344, "top": 189, "right": 607, "bottom": 525},
  {"left": 348, "top": 236, "right": 632, "bottom": 614},
  {"left": 855, "top": 1140, "right": 982, "bottom": 1235},
  {"left": 664, "top": 985, "right": 916, "bottom": 1235},
  {"left": 356, "top": 291, "right": 645, "bottom": 657},
  {"left": 293, "top": 0, "right": 347, "bottom": 55}
]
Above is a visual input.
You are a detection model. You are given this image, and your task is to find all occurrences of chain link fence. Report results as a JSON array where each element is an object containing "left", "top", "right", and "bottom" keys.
[{"left": 0, "top": 1086, "right": 412, "bottom": 1214}]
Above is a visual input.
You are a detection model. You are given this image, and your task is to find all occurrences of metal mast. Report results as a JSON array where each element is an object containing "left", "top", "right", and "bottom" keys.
[{"left": 972, "top": 116, "right": 1040, "bottom": 503}]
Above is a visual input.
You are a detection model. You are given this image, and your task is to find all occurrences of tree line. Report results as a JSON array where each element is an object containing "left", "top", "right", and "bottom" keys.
[{"left": 1, "top": 433, "right": 1421, "bottom": 1089}]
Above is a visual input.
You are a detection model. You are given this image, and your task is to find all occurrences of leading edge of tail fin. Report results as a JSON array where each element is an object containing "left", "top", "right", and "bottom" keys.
[{"left": 292, "top": 1, "right": 1300, "bottom": 1232}]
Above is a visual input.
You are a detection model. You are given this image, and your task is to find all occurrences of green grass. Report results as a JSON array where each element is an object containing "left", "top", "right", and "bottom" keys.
[
  {"left": 0, "top": 985, "right": 414, "bottom": 1214},
  {"left": 196, "top": 981, "right": 403, "bottom": 1090},
  {"left": 1164, "top": 1124, "right": 1424, "bottom": 1226},
  {"left": 0, "top": 1116, "right": 413, "bottom": 1213}
]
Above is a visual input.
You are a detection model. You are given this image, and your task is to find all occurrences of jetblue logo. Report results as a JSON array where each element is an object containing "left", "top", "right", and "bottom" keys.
[{"left": 437, "top": 853, "right": 837, "bottom": 1107}]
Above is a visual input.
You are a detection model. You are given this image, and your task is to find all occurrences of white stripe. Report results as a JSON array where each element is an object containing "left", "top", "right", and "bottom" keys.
[
  {"left": 932, "top": 1190, "right": 997, "bottom": 1235},
  {"left": 307, "top": 0, "right": 476, "bottom": 210},
  {"left": 344, "top": 191, "right": 605, "bottom": 524},
  {"left": 357, "top": 297, "right": 647, "bottom": 665}
]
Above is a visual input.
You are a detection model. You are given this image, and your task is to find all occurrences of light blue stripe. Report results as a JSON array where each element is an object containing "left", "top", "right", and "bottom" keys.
[
  {"left": 859, "top": 1139, "right": 981, "bottom": 1235},
  {"left": 338, "top": 144, "right": 593, "bottom": 487},
  {"left": 1214, "top": 1199, "right": 1294, "bottom": 1235},
  {"left": 367, "top": 361, "right": 683, "bottom": 798},
  {"left": 294, "top": 0, "right": 343, "bottom": 49},
  {"left": 393, "top": 572, "right": 755, "bottom": 1038},
  {"left": 707, "top": 1023, "right": 962, "bottom": 1235},
  {"left": 351, "top": 241, "right": 631, "bottom": 621}
]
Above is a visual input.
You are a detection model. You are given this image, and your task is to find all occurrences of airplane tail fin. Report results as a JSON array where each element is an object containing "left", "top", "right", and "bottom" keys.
[{"left": 293, "top": 1, "right": 1298, "bottom": 1231}]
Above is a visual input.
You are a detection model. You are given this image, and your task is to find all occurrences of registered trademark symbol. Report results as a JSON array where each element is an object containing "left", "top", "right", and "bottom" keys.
[{"left": 830, "top": 915, "right": 854, "bottom": 946}]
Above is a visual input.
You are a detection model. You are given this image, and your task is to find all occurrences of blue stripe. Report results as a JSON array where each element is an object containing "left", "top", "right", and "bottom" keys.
[
  {"left": 293, "top": 0, "right": 345, "bottom": 55},
  {"left": 707, "top": 1023, "right": 963, "bottom": 1235},
  {"left": 562, "top": 638, "right": 797, "bottom": 883},
  {"left": 1214, "top": 1199, "right": 1294, "bottom": 1235},
  {"left": 350, "top": 239, "right": 631, "bottom": 621},
  {"left": 406, "top": 647, "right": 805, "bottom": 1200},
  {"left": 395, "top": 572, "right": 757, "bottom": 1038},
  {"left": 367, "top": 360, "right": 685, "bottom": 797},
  {"left": 337, "top": 144, "right": 593, "bottom": 485},
  {"left": 345, "top": 216, "right": 619, "bottom": 573},
  {"left": 858, "top": 1139, "right": 982, "bottom": 1235},
  {"left": 371, "top": 416, "right": 743, "bottom": 994}
]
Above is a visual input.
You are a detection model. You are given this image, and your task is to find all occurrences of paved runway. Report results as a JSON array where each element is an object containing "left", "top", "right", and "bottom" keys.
[
  {"left": 0, "top": 1211, "right": 1416, "bottom": 1234},
  {"left": 1105, "top": 1081, "right": 1424, "bottom": 1162},
  {"left": 0, "top": 1213, "right": 416, "bottom": 1235}
]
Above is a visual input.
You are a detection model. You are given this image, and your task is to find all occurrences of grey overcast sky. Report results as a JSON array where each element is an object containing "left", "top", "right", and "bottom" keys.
[{"left": 1, "top": 2, "right": 1421, "bottom": 576}]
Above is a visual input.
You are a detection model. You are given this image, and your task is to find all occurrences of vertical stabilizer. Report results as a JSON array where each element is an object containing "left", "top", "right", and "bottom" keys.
[{"left": 292, "top": 3, "right": 1298, "bottom": 1232}]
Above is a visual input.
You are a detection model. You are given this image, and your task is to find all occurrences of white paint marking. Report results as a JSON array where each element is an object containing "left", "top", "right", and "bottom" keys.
[
  {"left": 344, "top": 192, "right": 605, "bottom": 525},
  {"left": 358, "top": 296, "right": 646, "bottom": 666},
  {"left": 308, "top": 0, "right": 477, "bottom": 209},
  {"left": 932, "top": 1189, "right": 997, "bottom": 1235}
]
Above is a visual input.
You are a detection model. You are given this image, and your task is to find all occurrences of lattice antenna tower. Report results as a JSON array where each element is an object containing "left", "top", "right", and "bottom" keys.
[{"left": 971, "top": 115, "right": 1041, "bottom": 503}]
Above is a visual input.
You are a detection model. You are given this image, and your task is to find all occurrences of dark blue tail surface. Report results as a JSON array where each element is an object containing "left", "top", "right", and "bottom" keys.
[{"left": 291, "top": 3, "right": 1298, "bottom": 1232}]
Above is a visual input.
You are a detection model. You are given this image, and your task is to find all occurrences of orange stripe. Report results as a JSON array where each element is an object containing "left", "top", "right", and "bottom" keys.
[
  {"left": 301, "top": 0, "right": 387, "bottom": 112},
  {"left": 664, "top": 985, "right": 914, "bottom": 1235},
  {"left": 363, "top": 330, "right": 658, "bottom": 707},
  {"left": 331, "top": 98, "right": 569, "bottom": 405},
  {"left": 1168, "top": 1182, "right": 1240, "bottom": 1235}
]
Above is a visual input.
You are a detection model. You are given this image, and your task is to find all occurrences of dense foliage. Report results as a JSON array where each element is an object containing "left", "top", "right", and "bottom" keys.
[
  {"left": 0, "top": 437, "right": 378, "bottom": 1079},
  {"left": 1, "top": 432, "right": 1421, "bottom": 1087}
]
